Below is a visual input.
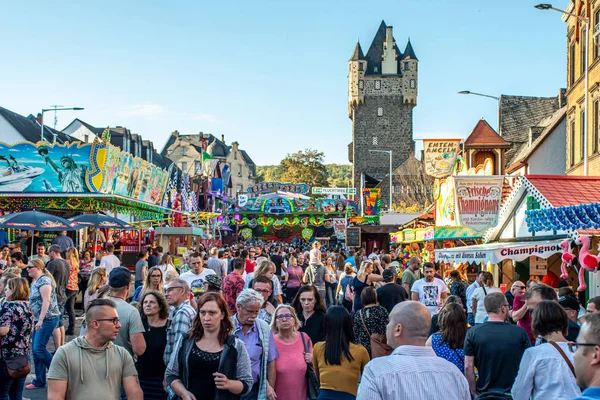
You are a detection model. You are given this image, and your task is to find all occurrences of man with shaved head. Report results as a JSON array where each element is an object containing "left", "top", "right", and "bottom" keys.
[
  {"left": 47, "top": 299, "right": 142, "bottom": 400},
  {"left": 357, "top": 301, "right": 470, "bottom": 400}
]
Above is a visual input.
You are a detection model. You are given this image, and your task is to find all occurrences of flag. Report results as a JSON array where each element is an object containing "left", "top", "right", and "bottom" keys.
[
  {"left": 162, "top": 167, "right": 177, "bottom": 208},
  {"left": 202, "top": 151, "right": 213, "bottom": 164},
  {"left": 190, "top": 191, "right": 198, "bottom": 212},
  {"left": 181, "top": 176, "right": 190, "bottom": 211}
]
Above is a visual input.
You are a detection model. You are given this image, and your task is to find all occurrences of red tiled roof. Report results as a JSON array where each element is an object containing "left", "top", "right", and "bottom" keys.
[
  {"left": 464, "top": 119, "right": 511, "bottom": 148},
  {"left": 526, "top": 175, "right": 600, "bottom": 207}
]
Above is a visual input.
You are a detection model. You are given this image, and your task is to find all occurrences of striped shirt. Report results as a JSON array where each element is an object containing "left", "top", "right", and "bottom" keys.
[{"left": 356, "top": 345, "right": 470, "bottom": 400}]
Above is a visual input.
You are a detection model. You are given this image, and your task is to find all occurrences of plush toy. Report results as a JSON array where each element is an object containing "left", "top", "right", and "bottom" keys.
[
  {"left": 560, "top": 240, "right": 576, "bottom": 279},
  {"left": 575, "top": 235, "right": 600, "bottom": 291}
]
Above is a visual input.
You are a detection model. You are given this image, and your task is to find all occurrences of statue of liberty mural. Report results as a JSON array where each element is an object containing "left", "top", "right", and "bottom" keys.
[{"left": 38, "top": 147, "right": 88, "bottom": 192}]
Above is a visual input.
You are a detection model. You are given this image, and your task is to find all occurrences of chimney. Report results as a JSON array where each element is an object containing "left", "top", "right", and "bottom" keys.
[
  {"left": 558, "top": 88, "right": 567, "bottom": 108},
  {"left": 221, "top": 134, "right": 225, "bottom": 143},
  {"left": 385, "top": 26, "right": 393, "bottom": 43}
]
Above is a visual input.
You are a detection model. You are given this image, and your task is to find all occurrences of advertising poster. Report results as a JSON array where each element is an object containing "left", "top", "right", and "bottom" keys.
[
  {"left": 333, "top": 218, "right": 347, "bottom": 238},
  {"left": 435, "top": 178, "right": 457, "bottom": 227},
  {"left": 363, "top": 188, "right": 381, "bottom": 216},
  {"left": 454, "top": 175, "right": 503, "bottom": 232},
  {"left": 423, "top": 139, "right": 461, "bottom": 178}
]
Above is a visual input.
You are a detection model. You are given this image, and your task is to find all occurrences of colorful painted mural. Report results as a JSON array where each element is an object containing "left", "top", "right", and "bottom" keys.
[{"left": 0, "top": 141, "right": 169, "bottom": 206}]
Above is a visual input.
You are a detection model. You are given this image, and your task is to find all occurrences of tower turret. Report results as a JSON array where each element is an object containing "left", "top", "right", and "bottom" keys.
[
  {"left": 348, "top": 41, "right": 366, "bottom": 116},
  {"left": 401, "top": 39, "right": 418, "bottom": 105}
]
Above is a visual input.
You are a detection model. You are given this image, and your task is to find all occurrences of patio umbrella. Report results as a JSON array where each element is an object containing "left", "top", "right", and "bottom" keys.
[
  {"left": 0, "top": 210, "right": 80, "bottom": 257},
  {"left": 70, "top": 214, "right": 133, "bottom": 229},
  {"left": 0, "top": 210, "right": 79, "bottom": 231},
  {"left": 69, "top": 214, "right": 133, "bottom": 256}
]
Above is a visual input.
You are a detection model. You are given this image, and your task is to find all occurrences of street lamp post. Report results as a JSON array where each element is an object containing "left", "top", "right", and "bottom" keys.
[
  {"left": 458, "top": 90, "right": 501, "bottom": 134},
  {"left": 369, "top": 149, "right": 393, "bottom": 212},
  {"left": 535, "top": 3, "right": 589, "bottom": 176},
  {"left": 40, "top": 106, "right": 84, "bottom": 142}
]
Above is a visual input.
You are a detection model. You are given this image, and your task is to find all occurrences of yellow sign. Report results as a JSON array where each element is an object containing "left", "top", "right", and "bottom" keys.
[{"left": 423, "top": 139, "right": 461, "bottom": 178}]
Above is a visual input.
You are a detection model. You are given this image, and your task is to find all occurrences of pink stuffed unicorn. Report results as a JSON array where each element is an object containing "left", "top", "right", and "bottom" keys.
[{"left": 575, "top": 235, "right": 600, "bottom": 291}]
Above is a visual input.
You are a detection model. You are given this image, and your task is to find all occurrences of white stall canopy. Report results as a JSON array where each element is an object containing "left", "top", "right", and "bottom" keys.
[{"left": 435, "top": 239, "right": 563, "bottom": 264}]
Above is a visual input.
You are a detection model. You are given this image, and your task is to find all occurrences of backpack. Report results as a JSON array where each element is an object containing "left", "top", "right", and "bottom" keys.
[{"left": 344, "top": 277, "right": 355, "bottom": 302}]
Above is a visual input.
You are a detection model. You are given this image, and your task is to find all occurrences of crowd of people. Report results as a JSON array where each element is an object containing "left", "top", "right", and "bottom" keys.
[{"left": 2, "top": 233, "right": 600, "bottom": 399}]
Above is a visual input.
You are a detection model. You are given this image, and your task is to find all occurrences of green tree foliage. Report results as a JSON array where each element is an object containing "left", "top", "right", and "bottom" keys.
[
  {"left": 256, "top": 150, "right": 352, "bottom": 188},
  {"left": 278, "top": 149, "right": 329, "bottom": 187}
]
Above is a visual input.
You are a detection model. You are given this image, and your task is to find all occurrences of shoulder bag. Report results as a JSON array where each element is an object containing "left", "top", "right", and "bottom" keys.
[
  {"left": 359, "top": 308, "right": 392, "bottom": 358},
  {"left": 0, "top": 328, "right": 31, "bottom": 379},
  {"left": 300, "top": 332, "right": 319, "bottom": 400},
  {"left": 549, "top": 341, "right": 576, "bottom": 378}
]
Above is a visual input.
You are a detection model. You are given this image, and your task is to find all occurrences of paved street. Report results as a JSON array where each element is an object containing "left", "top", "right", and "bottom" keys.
[{"left": 23, "top": 312, "right": 84, "bottom": 400}]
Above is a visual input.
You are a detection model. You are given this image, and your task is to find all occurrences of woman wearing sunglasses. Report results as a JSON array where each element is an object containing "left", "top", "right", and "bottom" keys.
[{"left": 271, "top": 304, "right": 312, "bottom": 400}]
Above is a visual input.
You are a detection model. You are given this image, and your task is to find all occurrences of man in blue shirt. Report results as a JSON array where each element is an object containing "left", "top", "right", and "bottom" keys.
[
  {"left": 575, "top": 313, "right": 600, "bottom": 399},
  {"left": 51, "top": 231, "right": 74, "bottom": 253}
]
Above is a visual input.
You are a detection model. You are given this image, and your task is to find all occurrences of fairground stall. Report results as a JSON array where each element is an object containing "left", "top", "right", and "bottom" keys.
[
  {"left": 435, "top": 175, "right": 600, "bottom": 292},
  {"left": 227, "top": 182, "right": 352, "bottom": 244}
]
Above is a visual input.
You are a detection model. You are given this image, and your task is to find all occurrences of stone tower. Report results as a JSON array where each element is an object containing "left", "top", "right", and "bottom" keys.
[{"left": 348, "top": 20, "right": 418, "bottom": 197}]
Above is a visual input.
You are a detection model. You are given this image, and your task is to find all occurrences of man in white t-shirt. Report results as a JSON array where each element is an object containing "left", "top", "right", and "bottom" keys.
[
  {"left": 99, "top": 244, "right": 120, "bottom": 275},
  {"left": 179, "top": 253, "right": 215, "bottom": 287},
  {"left": 411, "top": 262, "right": 448, "bottom": 316}
]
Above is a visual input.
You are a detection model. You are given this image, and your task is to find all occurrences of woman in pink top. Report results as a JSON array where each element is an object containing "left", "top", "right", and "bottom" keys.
[{"left": 271, "top": 304, "right": 312, "bottom": 400}]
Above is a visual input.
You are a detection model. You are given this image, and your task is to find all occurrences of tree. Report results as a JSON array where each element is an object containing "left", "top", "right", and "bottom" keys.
[{"left": 278, "top": 149, "right": 329, "bottom": 187}]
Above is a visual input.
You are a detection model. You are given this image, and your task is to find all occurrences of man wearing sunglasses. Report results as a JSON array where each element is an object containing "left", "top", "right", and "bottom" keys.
[
  {"left": 47, "top": 298, "right": 143, "bottom": 400},
  {"left": 574, "top": 313, "right": 600, "bottom": 399}
]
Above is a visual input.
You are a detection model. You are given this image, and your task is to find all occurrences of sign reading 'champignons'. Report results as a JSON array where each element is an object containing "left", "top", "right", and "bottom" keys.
[{"left": 454, "top": 175, "right": 504, "bottom": 232}]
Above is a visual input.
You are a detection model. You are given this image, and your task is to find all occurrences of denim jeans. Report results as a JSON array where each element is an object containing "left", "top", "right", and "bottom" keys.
[
  {"left": 57, "top": 301, "right": 66, "bottom": 328},
  {"left": 0, "top": 363, "right": 26, "bottom": 400},
  {"left": 31, "top": 317, "right": 59, "bottom": 388},
  {"left": 65, "top": 289, "right": 77, "bottom": 333},
  {"left": 467, "top": 312, "right": 474, "bottom": 326}
]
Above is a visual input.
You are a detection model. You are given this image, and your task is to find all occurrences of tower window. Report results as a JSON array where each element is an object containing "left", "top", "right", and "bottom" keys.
[
  {"left": 377, "top": 107, "right": 383, "bottom": 116},
  {"left": 375, "top": 80, "right": 381, "bottom": 90},
  {"left": 404, "top": 61, "right": 409, "bottom": 71},
  {"left": 410, "top": 79, "right": 416, "bottom": 89},
  {"left": 372, "top": 136, "right": 378, "bottom": 146},
  {"left": 359, "top": 80, "right": 364, "bottom": 90},
  {"left": 359, "top": 63, "right": 364, "bottom": 71}
]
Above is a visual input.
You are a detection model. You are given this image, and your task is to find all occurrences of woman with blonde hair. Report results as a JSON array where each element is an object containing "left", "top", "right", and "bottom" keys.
[
  {"left": 271, "top": 304, "right": 313, "bottom": 400},
  {"left": 26, "top": 258, "right": 60, "bottom": 389},
  {"left": 352, "top": 260, "right": 383, "bottom": 311},
  {"left": 245, "top": 259, "right": 283, "bottom": 304},
  {"left": 84, "top": 267, "right": 107, "bottom": 309},
  {"left": 64, "top": 247, "right": 79, "bottom": 335},
  {"left": 133, "top": 266, "right": 164, "bottom": 302},
  {"left": 337, "top": 263, "right": 357, "bottom": 313},
  {"left": 157, "top": 254, "right": 177, "bottom": 282}
]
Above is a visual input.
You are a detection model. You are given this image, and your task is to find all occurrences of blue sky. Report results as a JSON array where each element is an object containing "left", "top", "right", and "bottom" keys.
[{"left": 0, "top": 0, "right": 568, "bottom": 165}]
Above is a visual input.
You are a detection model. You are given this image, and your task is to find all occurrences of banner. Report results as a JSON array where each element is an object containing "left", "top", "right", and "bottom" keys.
[
  {"left": 435, "top": 239, "right": 562, "bottom": 264},
  {"left": 423, "top": 139, "right": 461, "bottom": 178},
  {"left": 454, "top": 175, "right": 503, "bottom": 232},
  {"left": 363, "top": 188, "right": 381, "bottom": 216},
  {"left": 312, "top": 187, "right": 356, "bottom": 195}
]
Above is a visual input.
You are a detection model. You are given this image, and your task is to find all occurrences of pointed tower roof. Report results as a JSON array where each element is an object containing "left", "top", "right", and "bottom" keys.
[
  {"left": 465, "top": 119, "right": 511, "bottom": 149},
  {"left": 402, "top": 39, "right": 418, "bottom": 61},
  {"left": 364, "top": 20, "right": 403, "bottom": 75},
  {"left": 349, "top": 42, "right": 365, "bottom": 61}
]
